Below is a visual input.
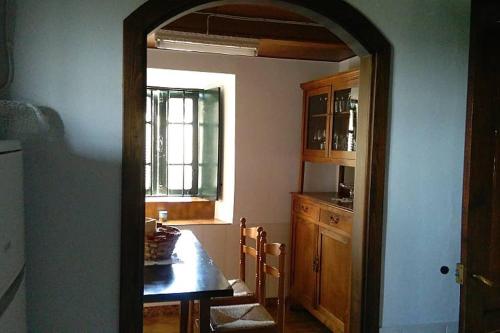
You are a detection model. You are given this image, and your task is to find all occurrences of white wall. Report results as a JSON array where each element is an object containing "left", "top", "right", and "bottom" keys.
[
  {"left": 303, "top": 162, "right": 339, "bottom": 192},
  {"left": 148, "top": 49, "right": 338, "bottom": 225},
  {"left": 8, "top": 0, "right": 470, "bottom": 332},
  {"left": 338, "top": 56, "right": 360, "bottom": 72},
  {"left": 148, "top": 48, "right": 339, "bottom": 295}
]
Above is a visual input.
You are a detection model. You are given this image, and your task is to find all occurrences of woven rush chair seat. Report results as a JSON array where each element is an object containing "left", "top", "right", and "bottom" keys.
[
  {"left": 210, "top": 303, "right": 275, "bottom": 332},
  {"left": 210, "top": 231, "right": 286, "bottom": 333}
]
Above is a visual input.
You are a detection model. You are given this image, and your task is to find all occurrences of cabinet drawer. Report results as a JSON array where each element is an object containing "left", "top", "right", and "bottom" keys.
[
  {"left": 319, "top": 208, "right": 352, "bottom": 234},
  {"left": 294, "top": 199, "right": 319, "bottom": 221}
]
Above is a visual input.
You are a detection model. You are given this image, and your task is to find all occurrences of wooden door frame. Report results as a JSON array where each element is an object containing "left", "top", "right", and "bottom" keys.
[
  {"left": 460, "top": 1, "right": 499, "bottom": 331},
  {"left": 121, "top": 1, "right": 391, "bottom": 332}
]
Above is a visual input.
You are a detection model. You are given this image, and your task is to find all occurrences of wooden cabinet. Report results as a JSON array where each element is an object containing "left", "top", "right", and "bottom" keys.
[
  {"left": 291, "top": 215, "right": 317, "bottom": 309},
  {"left": 317, "top": 227, "right": 351, "bottom": 333},
  {"left": 290, "top": 193, "right": 352, "bottom": 333},
  {"left": 291, "top": 70, "right": 359, "bottom": 332},
  {"left": 301, "top": 70, "right": 359, "bottom": 167}
]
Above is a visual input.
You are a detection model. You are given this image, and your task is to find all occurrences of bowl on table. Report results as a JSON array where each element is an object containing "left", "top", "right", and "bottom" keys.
[{"left": 144, "top": 226, "right": 181, "bottom": 261}]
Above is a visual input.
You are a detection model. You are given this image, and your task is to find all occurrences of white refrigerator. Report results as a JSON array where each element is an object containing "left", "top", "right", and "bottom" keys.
[{"left": 0, "top": 140, "right": 27, "bottom": 332}]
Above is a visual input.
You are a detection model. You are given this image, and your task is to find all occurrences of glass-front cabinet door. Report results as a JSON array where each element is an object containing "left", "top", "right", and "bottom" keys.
[
  {"left": 300, "top": 69, "right": 359, "bottom": 166},
  {"left": 329, "top": 85, "right": 358, "bottom": 165},
  {"left": 303, "top": 86, "right": 331, "bottom": 159}
]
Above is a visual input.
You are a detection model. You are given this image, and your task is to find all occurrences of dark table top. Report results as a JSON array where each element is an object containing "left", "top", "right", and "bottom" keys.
[{"left": 143, "top": 230, "right": 233, "bottom": 303}]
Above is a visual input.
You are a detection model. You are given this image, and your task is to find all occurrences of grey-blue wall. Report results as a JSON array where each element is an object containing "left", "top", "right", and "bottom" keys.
[
  {"left": 0, "top": 0, "right": 10, "bottom": 97},
  {"left": 9, "top": 0, "right": 470, "bottom": 331}
]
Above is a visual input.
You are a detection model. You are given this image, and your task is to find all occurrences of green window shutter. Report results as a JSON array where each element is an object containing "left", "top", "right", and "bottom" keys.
[{"left": 197, "top": 87, "right": 222, "bottom": 200}]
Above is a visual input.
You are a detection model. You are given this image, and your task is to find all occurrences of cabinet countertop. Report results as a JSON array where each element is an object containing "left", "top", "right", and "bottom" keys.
[{"left": 292, "top": 192, "right": 354, "bottom": 212}]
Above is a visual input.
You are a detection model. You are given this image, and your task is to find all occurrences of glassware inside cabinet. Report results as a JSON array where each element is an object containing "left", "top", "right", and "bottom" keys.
[
  {"left": 332, "top": 87, "right": 358, "bottom": 152},
  {"left": 306, "top": 92, "right": 329, "bottom": 151}
]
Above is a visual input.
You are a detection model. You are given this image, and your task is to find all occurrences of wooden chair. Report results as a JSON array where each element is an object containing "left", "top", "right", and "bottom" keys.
[
  {"left": 209, "top": 231, "right": 286, "bottom": 333},
  {"left": 210, "top": 217, "right": 263, "bottom": 306}
]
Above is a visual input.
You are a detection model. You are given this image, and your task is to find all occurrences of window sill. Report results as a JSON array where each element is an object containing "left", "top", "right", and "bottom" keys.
[
  {"left": 145, "top": 197, "right": 216, "bottom": 221},
  {"left": 164, "top": 219, "right": 232, "bottom": 226}
]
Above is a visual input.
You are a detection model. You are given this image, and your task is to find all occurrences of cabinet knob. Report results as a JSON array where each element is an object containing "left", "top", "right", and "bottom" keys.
[
  {"left": 301, "top": 205, "right": 309, "bottom": 213},
  {"left": 329, "top": 215, "right": 340, "bottom": 224}
]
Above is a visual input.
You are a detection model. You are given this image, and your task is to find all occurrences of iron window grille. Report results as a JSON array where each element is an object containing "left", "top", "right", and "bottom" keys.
[{"left": 146, "top": 86, "right": 222, "bottom": 199}]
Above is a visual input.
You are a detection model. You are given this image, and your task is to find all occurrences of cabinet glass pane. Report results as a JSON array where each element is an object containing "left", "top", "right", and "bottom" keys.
[
  {"left": 332, "top": 88, "right": 358, "bottom": 152},
  {"left": 306, "top": 93, "right": 329, "bottom": 150}
]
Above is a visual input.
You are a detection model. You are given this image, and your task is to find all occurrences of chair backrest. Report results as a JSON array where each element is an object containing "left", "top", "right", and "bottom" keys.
[
  {"left": 258, "top": 231, "right": 286, "bottom": 333},
  {"left": 239, "top": 217, "right": 263, "bottom": 298}
]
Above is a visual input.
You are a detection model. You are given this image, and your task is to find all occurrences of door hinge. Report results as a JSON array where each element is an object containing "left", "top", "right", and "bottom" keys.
[{"left": 455, "top": 263, "right": 464, "bottom": 285}]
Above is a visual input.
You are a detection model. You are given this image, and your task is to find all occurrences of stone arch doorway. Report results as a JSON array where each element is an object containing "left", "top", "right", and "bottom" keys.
[{"left": 121, "top": 1, "right": 391, "bottom": 332}]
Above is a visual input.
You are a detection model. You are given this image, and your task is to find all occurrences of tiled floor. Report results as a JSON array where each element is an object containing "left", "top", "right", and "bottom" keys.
[
  {"left": 144, "top": 305, "right": 331, "bottom": 333},
  {"left": 144, "top": 314, "right": 179, "bottom": 333}
]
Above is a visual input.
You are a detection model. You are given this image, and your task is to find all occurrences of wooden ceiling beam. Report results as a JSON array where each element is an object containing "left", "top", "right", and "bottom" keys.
[
  {"left": 198, "top": 4, "right": 314, "bottom": 23},
  {"left": 163, "top": 13, "right": 345, "bottom": 44},
  {"left": 258, "top": 39, "right": 354, "bottom": 62}
]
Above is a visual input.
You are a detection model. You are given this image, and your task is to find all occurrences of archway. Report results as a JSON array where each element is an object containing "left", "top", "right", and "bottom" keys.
[{"left": 121, "top": 1, "right": 391, "bottom": 332}]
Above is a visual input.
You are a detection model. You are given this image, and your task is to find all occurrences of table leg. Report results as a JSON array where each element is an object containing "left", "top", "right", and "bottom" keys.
[
  {"left": 180, "top": 300, "right": 190, "bottom": 333},
  {"left": 199, "top": 298, "right": 210, "bottom": 333},
  {"left": 188, "top": 301, "right": 194, "bottom": 333}
]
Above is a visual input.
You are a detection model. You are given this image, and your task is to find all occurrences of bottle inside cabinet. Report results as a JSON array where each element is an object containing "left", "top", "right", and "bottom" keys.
[{"left": 332, "top": 87, "right": 358, "bottom": 153}]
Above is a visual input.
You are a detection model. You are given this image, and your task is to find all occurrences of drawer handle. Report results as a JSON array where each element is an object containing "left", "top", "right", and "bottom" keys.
[
  {"left": 329, "top": 215, "right": 340, "bottom": 224},
  {"left": 301, "top": 205, "right": 309, "bottom": 213}
]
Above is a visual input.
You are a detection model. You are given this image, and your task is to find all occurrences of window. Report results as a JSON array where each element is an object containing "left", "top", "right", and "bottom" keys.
[{"left": 146, "top": 87, "right": 222, "bottom": 199}]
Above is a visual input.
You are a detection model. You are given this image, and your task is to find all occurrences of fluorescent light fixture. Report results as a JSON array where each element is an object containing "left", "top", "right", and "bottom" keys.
[
  {"left": 157, "top": 40, "right": 258, "bottom": 56},
  {"left": 156, "top": 30, "right": 259, "bottom": 57}
]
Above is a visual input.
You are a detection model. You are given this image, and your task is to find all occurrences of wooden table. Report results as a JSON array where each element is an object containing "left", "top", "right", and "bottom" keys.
[{"left": 144, "top": 230, "right": 233, "bottom": 333}]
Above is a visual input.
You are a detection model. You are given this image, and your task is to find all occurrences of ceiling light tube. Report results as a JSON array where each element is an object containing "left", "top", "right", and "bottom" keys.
[{"left": 156, "top": 30, "right": 259, "bottom": 57}]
